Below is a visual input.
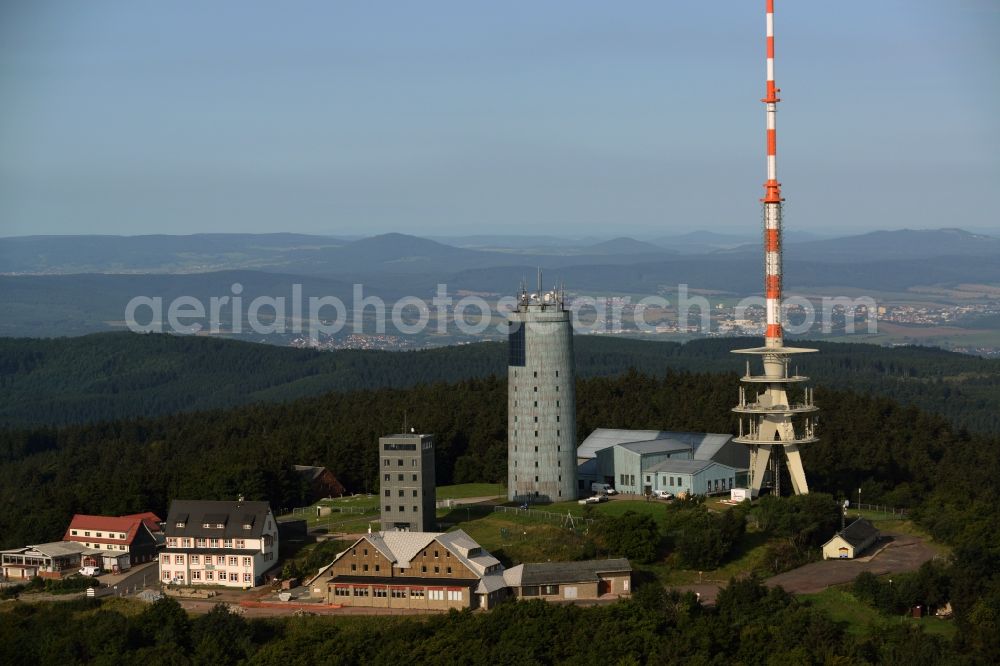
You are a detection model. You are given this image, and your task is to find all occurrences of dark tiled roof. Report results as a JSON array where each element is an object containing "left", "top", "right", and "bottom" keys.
[
  {"left": 165, "top": 500, "right": 273, "bottom": 539},
  {"left": 838, "top": 518, "right": 879, "bottom": 548},
  {"left": 518, "top": 559, "right": 631, "bottom": 586}
]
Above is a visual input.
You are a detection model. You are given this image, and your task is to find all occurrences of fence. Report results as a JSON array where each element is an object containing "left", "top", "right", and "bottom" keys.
[
  {"left": 853, "top": 502, "right": 909, "bottom": 518},
  {"left": 492, "top": 505, "right": 595, "bottom": 527}
]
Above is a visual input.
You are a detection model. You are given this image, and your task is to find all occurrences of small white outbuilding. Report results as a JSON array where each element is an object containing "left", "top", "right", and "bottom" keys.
[{"left": 822, "top": 518, "right": 880, "bottom": 560}]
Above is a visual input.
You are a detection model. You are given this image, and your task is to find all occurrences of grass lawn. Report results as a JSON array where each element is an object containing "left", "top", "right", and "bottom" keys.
[
  {"left": 545, "top": 498, "right": 673, "bottom": 519},
  {"left": 800, "top": 588, "right": 956, "bottom": 639},
  {"left": 436, "top": 483, "right": 506, "bottom": 500},
  {"left": 450, "top": 513, "right": 592, "bottom": 565}
]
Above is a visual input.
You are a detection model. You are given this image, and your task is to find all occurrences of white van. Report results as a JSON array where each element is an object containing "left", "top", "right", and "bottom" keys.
[
  {"left": 591, "top": 482, "right": 614, "bottom": 494},
  {"left": 80, "top": 565, "right": 102, "bottom": 577}
]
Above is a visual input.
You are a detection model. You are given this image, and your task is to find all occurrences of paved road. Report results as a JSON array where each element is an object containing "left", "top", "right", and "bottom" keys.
[
  {"left": 765, "top": 534, "right": 937, "bottom": 594},
  {"left": 670, "top": 532, "right": 938, "bottom": 605},
  {"left": 96, "top": 562, "right": 158, "bottom": 596}
]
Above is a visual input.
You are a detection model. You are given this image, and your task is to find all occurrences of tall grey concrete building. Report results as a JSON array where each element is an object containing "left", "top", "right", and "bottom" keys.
[
  {"left": 379, "top": 433, "right": 436, "bottom": 531},
  {"left": 507, "top": 283, "right": 577, "bottom": 502}
]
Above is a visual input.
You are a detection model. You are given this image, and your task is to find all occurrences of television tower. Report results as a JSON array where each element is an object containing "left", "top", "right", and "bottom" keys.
[{"left": 732, "top": 0, "right": 818, "bottom": 496}]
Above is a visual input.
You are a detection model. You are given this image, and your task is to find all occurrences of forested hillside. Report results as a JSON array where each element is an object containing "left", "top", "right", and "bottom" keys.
[
  {"left": 2, "top": 368, "right": 999, "bottom": 653},
  {"left": 2, "top": 332, "right": 999, "bottom": 432}
]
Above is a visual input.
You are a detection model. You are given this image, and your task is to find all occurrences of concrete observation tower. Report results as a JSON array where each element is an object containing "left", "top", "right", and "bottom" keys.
[
  {"left": 507, "top": 275, "right": 577, "bottom": 503},
  {"left": 732, "top": 0, "right": 819, "bottom": 496}
]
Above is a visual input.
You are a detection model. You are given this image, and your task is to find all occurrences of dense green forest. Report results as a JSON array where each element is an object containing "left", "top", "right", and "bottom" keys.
[
  {"left": 3, "top": 332, "right": 999, "bottom": 432},
  {"left": 0, "top": 580, "right": 973, "bottom": 665},
  {"left": 2, "top": 365, "right": 999, "bottom": 657}
]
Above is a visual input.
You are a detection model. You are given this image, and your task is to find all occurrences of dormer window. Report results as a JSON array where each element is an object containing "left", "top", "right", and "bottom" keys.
[
  {"left": 175, "top": 522, "right": 185, "bottom": 528},
  {"left": 243, "top": 523, "right": 252, "bottom": 530}
]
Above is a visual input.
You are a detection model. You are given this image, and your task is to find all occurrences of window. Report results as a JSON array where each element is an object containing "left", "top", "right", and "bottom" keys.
[
  {"left": 533, "top": 371, "right": 537, "bottom": 378},
  {"left": 434, "top": 550, "right": 439, "bottom": 558},
  {"left": 71, "top": 530, "right": 78, "bottom": 536},
  {"left": 351, "top": 564, "right": 357, "bottom": 572},
  {"left": 196, "top": 538, "right": 206, "bottom": 548},
  {"left": 363, "top": 564, "right": 369, "bottom": 572},
  {"left": 384, "top": 474, "right": 390, "bottom": 481},
  {"left": 384, "top": 490, "right": 390, "bottom": 497},
  {"left": 412, "top": 474, "right": 417, "bottom": 482},
  {"left": 557, "top": 430, "right": 560, "bottom": 437},
  {"left": 413, "top": 506, "right": 418, "bottom": 512},
  {"left": 175, "top": 555, "right": 184, "bottom": 564},
  {"left": 448, "top": 590, "right": 462, "bottom": 601},
  {"left": 428, "top": 590, "right": 444, "bottom": 601},
  {"left": 446, "top": 567, "right": 452, "bottom": 574},
  {"left": 374, "top": 588, "right": 387, "bottom": 598},
  {"left": 190, "top": 555, "right": 200, "bottom": 565},
  {"left": 229, "top": 573, "right": 238, "bottom": 582},
  {"left": 383, "top": 459, "right": 390, "bottom": 467},
  {"left": 161, "top": 555, "right": 170, "bottom": 564},
  {"left": 209, "top": 539, "right": 220, "bottom": 548},
  {"left": 223, "top": 539, "right": 232, "bottom": 548},
  {"left": 534, "top": 431, "right": 538, "bottom": 438},
  {"left": 206, "top": 571, "right": 214, "bottom": 581},
  {"left": 421, "top": 565, "right": 427, "bottom": 573},
  {"left": 397, "top": 459, "right": 404, "bottom": 466},
  {"left": 353, "top": 587, "right": 369, "bottom": 597},
  {"left": 235, "top": 539, "right": 245, "bottom": 549},
  {"left": 412, "top": 490, "right": 418, "bottom": 497},
  {"left": 334, "top": 587, "right": 350, "bottom": 597},
  {"left": 244, "top": 573, "right": 252, "bottom": 583},
  {"left": 533, "top": 416, "right": 538, "bottom": 423},
  {"left": 542, "top": 585, "right": 559, "bottom": 595},
  {"left": 191, "top": 571, "right": 202, "bottom": 580},
  {"left": 411, "top": 589, "right": 425, "bottom": 599},
  {"left": 162, "top": 570, "right": 171, "bottom": 580},
  {"left": 398, "top": 506, "right": 405, "bottom": 512},
  {"left": 533, "top": 386, "right": 538, "bottom": 392},
  {"left": 385, "top": 505, "right": 391, "bottom": 512},
  {"left": 375, "top": 564, "right": 380, "bottom": 572},
  {"left": 398, "top": 490, "right": 404, "bottom": 497},
  {"left": 228, "top": 556, "right": 238, "bottom": 566},
  {"left": 398, "top": 474, "right": 404, "bottom": 481},
  {"left": 242, "top": 557, "right": 252, "bottom": 567},
  {"left": 391, "top": 589, "right": 407, "bottom": 599},
  {"left": 217, "top": 556, "right": 225, "bottom": 565},
  {"left": 434, "top": 566, "right": 439, "bottom": 573}
]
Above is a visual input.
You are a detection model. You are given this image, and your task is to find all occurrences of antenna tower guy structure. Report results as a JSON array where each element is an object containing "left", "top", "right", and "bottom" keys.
[{"left": 732, "top": 0, "right": 818, "bottom": 496}]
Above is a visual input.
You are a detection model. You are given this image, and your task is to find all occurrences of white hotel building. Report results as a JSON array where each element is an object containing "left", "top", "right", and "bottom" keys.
[{"left": 160, "top": 499, "right": 279, "bottom": 588}]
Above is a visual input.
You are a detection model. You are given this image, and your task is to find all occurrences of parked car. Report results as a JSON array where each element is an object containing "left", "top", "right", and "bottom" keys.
[
  {"left": 654, "top": 490, "right": 674, "bottom": 500},
  {"left": 586, "top": 494, "right": 610, "bottom": 504},
  {"left": 604, "top": 487, "right": 618, "bottom": 495},
  {"left": 79, "top": 566, "right": 102, "bottom": 577}
]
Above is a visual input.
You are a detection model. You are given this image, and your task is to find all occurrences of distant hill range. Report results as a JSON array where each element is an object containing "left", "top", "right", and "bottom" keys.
[
  {"left": 1, "top": 332, "right": 997, "bottom": 434},
  {"left": 5, "top": 228, "right": 995, "bottom": 275},
  {"left": 2, "top": 227, "right": 999, "bottom": 338}
]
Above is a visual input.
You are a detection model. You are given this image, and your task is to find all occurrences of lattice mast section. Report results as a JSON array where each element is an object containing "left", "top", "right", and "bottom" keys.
[{"left": 732, "top": 0, "right": 819, "bottom": 496}]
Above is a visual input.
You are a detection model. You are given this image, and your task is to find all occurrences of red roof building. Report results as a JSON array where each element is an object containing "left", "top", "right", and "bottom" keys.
[{"left": 63, "top": 513, "right": 163, "bottom": 568}]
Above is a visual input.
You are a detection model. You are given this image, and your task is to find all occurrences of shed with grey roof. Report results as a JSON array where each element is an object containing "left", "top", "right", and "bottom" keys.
[
  {"left": 822, "top": 518, "right": 880, "bottom": 560},
  {"left": 504, "top": 558, "right": 632, "bottom": 600}
]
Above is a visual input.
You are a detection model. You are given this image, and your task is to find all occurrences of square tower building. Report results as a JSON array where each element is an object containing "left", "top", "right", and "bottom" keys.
[{"left": 379, "top": 433, "right": 436, "bottom": 531}]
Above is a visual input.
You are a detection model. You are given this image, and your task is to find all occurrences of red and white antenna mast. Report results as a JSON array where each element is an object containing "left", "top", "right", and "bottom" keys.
[
  {"left": 763, "top": 0, "right": 783, "bottom": 349},
  {"left": 732, "top": 0, "right": 819, "bottom": 498}
]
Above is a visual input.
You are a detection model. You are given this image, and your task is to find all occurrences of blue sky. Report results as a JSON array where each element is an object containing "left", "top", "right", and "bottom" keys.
[{"left": 1, "top": 0, "right": 997, "bottom": 238}]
